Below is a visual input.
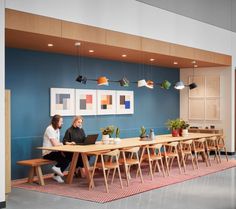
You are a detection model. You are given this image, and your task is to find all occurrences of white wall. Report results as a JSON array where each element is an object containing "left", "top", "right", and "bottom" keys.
[
  {"left": 0, "top": 0, "right": 5, "bottom": 204},
  {"left": 180, "top": 66, "right": 234, "bottom": 152}
]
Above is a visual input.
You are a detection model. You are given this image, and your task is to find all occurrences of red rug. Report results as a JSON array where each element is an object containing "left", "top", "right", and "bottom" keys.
[{"left": 13, "top": 159, "right": 236, "bottom": 203}]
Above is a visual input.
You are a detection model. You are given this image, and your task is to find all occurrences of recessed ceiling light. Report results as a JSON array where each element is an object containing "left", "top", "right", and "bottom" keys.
[
  {"left": 74, "top": 42, "right": 81, "bottom": 47},
  {"left": 192, "top": 60, "right": 196, "bottom": 64},
  {"left": 173, "top": 61, "right": 178, "bottom": 65},
  {"left": 122, "top": 54, "right": 127, "bottom": 57},
  {"left": 194, "top": 64, "right": 198, "bottom": 68},
  {"left": 47, "top": 43, "right": 53, "bottom": 47},
  {"left": 89, "top": 49, "right": 94, "bottom": 53},
  {"left": 150, "top": 58, "right": 155, "bottom": 62}
]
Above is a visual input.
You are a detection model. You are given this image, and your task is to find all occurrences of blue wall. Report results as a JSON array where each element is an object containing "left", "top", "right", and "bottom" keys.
[{"left": 5, "top": 48, "right": 179, "bottom": 179}]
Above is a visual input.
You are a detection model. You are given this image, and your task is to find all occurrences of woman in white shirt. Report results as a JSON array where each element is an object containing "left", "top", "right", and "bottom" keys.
[{"left": 42, "top": 114, "right": 70, "bottom": 183}]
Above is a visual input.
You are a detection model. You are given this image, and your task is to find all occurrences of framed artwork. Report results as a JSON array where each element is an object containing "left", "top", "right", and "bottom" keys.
[
  {"left": 75, "top": 89, "right": 97, "bottom": 115},
  {"left": 116, "top": 91, "right": 134, "bottom": 114},
  {"left": 97, "top": 90, "right": 116, "bottom": 115},
  {"left": 50, "top": 88, "right": 75, "bottom": 116},
  {"left": 188, "top": 98, "right": 205, "bottom": 120}
]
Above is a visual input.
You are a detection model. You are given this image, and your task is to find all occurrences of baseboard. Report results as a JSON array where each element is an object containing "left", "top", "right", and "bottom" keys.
[
  {"left": 225, "top": 152, "right": 235, "bottom": 155},
  {"left": 0, "top": 201, "right": 6, "bottom": 208}
]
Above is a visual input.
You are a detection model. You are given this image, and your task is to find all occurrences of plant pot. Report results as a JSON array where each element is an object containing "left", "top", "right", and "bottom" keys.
[
  {"left": 114, "top": 138, "right": 121, "bottom": 144},
  {"left": 172, "top": 129, "right": 179, "bottom": 137},
  {"left": 179, "top": 128, "right": 183, "bottom": 136},
  {"left": 102, "top": 134, "right": 109, "bottom": 144},
  {"left": 182, "top": 129, "right": 188, "bottom": 137}
]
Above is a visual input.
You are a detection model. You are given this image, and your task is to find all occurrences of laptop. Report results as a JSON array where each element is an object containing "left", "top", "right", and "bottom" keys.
[{"left": 77, "top": 134, "right": 99, "bottom": 145}]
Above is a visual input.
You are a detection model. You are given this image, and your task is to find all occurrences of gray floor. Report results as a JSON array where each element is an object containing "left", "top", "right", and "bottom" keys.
[{"left": 5, "top": 160, "right": 236, "bottom": 209}]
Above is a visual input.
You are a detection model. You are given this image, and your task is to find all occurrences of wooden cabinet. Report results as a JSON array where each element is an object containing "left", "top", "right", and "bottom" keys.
[
  {"left": 188, "top": 128, "right": 223, "bottom": 135},
  {"left": 5, "top": 90, "right": 11, "bottom": 194}
]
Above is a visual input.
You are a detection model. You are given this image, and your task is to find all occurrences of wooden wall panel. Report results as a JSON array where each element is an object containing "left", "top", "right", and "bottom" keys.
[
  {"left": 62, "top": 21, "right": 106, "bottom": 44},
  {"left": 5, "top": 9, "right": 232, "bottom": 68},
  {"left": 106, "top": 30, "right": 141, "bottom": 50},
  {"left": 170, "top": 44, "right": 194, "bottom": 59},
  {"left": 6, "top": 9, "right": 61, "bottom": 37},
  {"left": 194, "top": 49, "right": 214, "bottom": 63},
  {"left": 141, "top": 38, "right": 169, "bottom": 55}
]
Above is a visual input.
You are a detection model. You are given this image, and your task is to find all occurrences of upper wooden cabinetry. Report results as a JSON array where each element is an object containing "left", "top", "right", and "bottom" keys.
[{"left": 5, "top": 9, "right": 231, "bottom": 68}]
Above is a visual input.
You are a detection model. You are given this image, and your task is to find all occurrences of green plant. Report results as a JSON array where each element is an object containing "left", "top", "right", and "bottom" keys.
[
  {"left": 139, "top": 126, "right": 147, "bottom": 138},
  {"left": 180, "top": 120, "right": 189, "bottom": 129},
  {"left": 100, "top": 125, "right": 115, "bottom": 137},
  {"left": 115, "top": 127, "right": 120, "bottom": 138},
  {"left": 166, "top": 118, "right": 182, "bottom": 130}
]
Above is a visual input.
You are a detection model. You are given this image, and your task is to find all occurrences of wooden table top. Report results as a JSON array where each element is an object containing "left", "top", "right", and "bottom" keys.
[{"left": 38, "top": 133, "right": 220, "bottom": 153}]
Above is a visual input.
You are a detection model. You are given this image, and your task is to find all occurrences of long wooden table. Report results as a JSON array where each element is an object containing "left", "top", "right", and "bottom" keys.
[{"left": 38, "top": 133, "right": 220, "bottom": 185}]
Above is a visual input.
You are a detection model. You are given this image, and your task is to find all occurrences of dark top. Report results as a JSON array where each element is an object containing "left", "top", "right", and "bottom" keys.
[{"left": 63, "top": 126, "right": 86, "bottom": 145}]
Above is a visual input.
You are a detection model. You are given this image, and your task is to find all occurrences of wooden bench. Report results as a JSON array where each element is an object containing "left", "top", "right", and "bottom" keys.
[{"left": 17, "top": 158, "right": 55, "bottom": 186}]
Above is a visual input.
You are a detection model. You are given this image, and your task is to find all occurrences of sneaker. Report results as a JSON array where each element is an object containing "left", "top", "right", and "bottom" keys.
[
  {"left": 52, "top": 175, "right": 64, "bottom": 183},
  {"left": 52, "top": 166, "right": 64, "bottom": 177}
]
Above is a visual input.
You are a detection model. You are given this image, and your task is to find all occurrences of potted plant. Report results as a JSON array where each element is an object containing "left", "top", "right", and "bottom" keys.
[
  {"left": 139, "top": 126, "right": 148, "bottom": 140},
  {"left": 114, "top": 127, "right": 121, "bottom": 144},
  {"left": 166, "top": 118, "right": 182, "bottom": 137},
  {"left": 180, "top": 120, "right": 189, "bottom": 137},
  {"left": 100, "top": 125, "right": 115, "bottom": 144}
]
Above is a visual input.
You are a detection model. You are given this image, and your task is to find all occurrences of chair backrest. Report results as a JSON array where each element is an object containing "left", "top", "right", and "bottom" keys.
[
  {"left": 103, "top": 149, "right": 120, "bottom": 157},
  {"left": 123, "top": 146, "right": 140, "bottom": 153}
]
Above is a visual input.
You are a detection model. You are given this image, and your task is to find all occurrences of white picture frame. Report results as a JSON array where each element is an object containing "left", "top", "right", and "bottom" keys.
[
  {"left": 75, "top": 89, "right": 97, "bottom": 116},
  {"left": 116, "top": 91, "right": 134, "bottom": 114},
  {"left": 97, "top": 90, "right": 116, "bottom": 115},
  {"left": 50, "top": 88, "right": 75, "bottom": 116}
]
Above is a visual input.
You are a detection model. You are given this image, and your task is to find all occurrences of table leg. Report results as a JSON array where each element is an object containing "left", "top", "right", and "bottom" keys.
[
  {"left": 81, "top": 153, "right": 94, "bottom": 188},
  {"left": 66, "top": 152, "right": 79, "bottom": 184}
]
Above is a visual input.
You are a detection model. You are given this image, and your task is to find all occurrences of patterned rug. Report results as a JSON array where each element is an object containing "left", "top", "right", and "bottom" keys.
[{"left": 13, "top": 159, "right": 236, "bottom": 203}]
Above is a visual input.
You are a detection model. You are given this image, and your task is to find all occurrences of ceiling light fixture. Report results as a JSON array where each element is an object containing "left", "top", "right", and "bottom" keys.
[
  {"left": 47, "top": 43, "right": 53, "bottom": 47},
  {"left": 89, "top": 49, "right": 94, "bottom": 53},
  {"left": 150, "top": 58, "right": 155, "bottom": 62},
  {"left": 174, "top": 81, "right": 185, "bottom": 90},
  {"left": 173, "top": 61, "right": 178, "bottom": 65},
  {"left": 122, "top": 54, "right": 127, "bottom": 57}
]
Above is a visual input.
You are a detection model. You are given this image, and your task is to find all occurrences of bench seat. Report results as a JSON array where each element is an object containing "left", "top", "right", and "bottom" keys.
[{"left": 17, "top": 158, "right": 55, "bottom": 186}]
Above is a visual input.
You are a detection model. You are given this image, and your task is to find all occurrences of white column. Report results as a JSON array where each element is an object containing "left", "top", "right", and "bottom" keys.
[{"left": 0, "top": 0, "right": 6, "bottom": 205}]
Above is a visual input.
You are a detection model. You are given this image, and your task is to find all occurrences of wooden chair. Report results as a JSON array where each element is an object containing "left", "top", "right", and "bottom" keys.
[
  {"left": 179, "top": 140, "right": 195, "bottom": 171},
  {"left": 139, "top": 145, "right": 154, "bottom": 180},
  {"left": 192, "top": 138, "right": 210, "bottom": 168},
  {"left": 146, "top": 143, "right": 166, "bottom": 177},
  {"left": 120, "top": 146, "right": 144, "bottom": 186},
  {"left": 163, "top": 142, "right": 182, "bottom": 175},
  {"left": 89, "top": 149, "right": 123, "bottom": 193},
  {"left": 216, "top": 135, "right": 229, "bottom": 162},
  {"left": 206, "top": 136, "right": 220, "bottom": 164}
]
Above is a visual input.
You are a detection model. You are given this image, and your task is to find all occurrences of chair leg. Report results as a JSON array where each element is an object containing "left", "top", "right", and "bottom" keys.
[
  {"left": 176, "top": 156, "right": 182, "bottom": 174},
  {"left": 190, "top": 153, "right": 195, "bottom": 170},
  {"left": 160, "top": 159, "right": 166, "bottom": 177},
  {"left": 28, "top": 167, "right": 35, "bottom": 183},
  {"left": 117, "top": 165, "right": 123, "bottom": 189},
  {"left": 111, "top": 168, "right": 116, "bottom": 184},
  {"left": 35, "top": 166, "right": 44, "bottom": 186},
  {"left": 101, "top": 157, "right": 109, "bottom": 193},
  {"left": 224, "top": 148, "right": 229, "bottom": 161}
]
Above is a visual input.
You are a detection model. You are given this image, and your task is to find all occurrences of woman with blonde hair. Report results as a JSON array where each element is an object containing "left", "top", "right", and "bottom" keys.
[{"left": 63, "top": 116, "right": 87, "bottom": 177}]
